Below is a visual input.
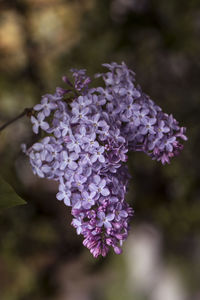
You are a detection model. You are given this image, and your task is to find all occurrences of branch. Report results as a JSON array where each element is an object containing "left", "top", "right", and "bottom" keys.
[{"left": 0, "top": 108, "right": 33, "bottom": 132}]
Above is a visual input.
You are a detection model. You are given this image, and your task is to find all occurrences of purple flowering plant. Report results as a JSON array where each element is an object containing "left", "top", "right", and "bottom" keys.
[{"left": 21, "top": 62, "right": 187, "bottom": 258}]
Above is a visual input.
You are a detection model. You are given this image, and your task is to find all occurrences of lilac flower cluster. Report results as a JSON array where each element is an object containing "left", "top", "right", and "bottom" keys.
[{"left": 23, "top": 62, "right": 187, "bottom": 257}]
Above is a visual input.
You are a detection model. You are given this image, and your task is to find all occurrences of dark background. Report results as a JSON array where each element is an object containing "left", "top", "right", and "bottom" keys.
[{"left": 0, "top": 0, "right": 199, "bottom": 299}]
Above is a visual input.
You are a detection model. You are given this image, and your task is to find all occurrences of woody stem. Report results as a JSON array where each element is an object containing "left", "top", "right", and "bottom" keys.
[{"left": 0, "top": 107, "right": 33, "bottom": 132}]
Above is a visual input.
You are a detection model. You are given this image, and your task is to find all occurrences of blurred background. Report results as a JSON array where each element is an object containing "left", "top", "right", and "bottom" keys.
[{"left": 0, "top": 0, "right": 199, "bottom": 299}]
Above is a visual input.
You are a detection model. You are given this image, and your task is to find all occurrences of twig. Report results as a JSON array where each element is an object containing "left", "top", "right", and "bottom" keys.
[{"left": 0, "top": 108, "right": 33, "bottom": 132}]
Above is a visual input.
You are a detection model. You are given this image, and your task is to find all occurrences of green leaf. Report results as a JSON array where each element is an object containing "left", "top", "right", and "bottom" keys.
[{"left": 0, "top": 177, "right": 26, "bottom": 210}]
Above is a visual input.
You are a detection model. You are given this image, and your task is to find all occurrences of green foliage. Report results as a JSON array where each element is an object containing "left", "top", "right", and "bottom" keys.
[{"left": 0, "top": 177, "right": 26, "bottom": 211}]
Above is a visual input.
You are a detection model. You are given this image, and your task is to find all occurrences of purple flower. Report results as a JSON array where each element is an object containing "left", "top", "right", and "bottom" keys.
[
  {"left": 114, "top": 203, "right": 128, "bottom": 221},
  {"left": 59, "top": 151, "right": 78, "bottom": 170},
  {"left": 159, "top": 136, "right": 176, "bottom": 152},
  {"left": 73, "top": 173, "right": 87, "bottom": 191},
  {"left": 89, "top": 113, "right": 108, "bottom": 131},
  {"left": 156, "top": 120, "right": 170, "bottom": 138},
  {"left": 134, "top": 108, "right": 149, "bottom": 126},
  {"left": 71, "top": 95, "right": 92, "bottom": 110},
  {"left": 71, "top": 107, "right": 89, "bottom": 123},
  {"left": 71, "top": 218, "right": 83, "bottom": 235},
  {"left": 91, "top": 146, "right": 105, "bottom": 163},
  {"left": 59, "top": 121, "right": 72, "bottom": 137},
  {"left": 95, "top": 87, "right": 112, "bottom": 101},
  {"left": 34, "top": 96, "right": 57, "bottom": 116},
  {"left": 140, "top": 117, "right": 156, "bottom": 135},
  {"left": 31, "top": 159, "right": 44, "bottom": 178},
  {"left": 97, "top": 211, "right": 115, "bottom": 228},
  {"left": 31, "top": 112, "right": 49, "bottom": 134},
  {"left": 92, "top": 92, "right": 107, "bottom": 105},
  {"left": 80, "top": 152, "right": 92, "bottom": 166},
  {"left": 89, "top": 175, "right": 110, "bottom": 197},
  {"left": 71, "top": 69, "right": 91, "bottom": 92},
  {"left": 82, "top": 191, "right": 96, "bottom": 209},
  {"left": 66, "top": 135, "right": 82, "bottom": 153},
  {"left": 121, "top": 101, "right": 140, "bottom": 121},
  {"left": 76, "top": 125, "right": 87, "bottom": 140},
  {"left": 24, "top": 61, "right": 187, "bottom": 258},
  {"left": 56, "top": 182, "right": 71, "bottom": 206},
  {"left": 82, "top": 132, "right": 99, "bottom": 152},
  {"left": 148, "top": 136, "right": 159, "bottom": 151}
]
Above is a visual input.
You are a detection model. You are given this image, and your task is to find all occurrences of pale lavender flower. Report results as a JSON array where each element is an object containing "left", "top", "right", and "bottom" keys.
[
  {"left": 156, "top": 120, "right": 170, "bottom": 138},
  {"left": 92, "top": 92, "right": 107, "bottom": 105},
  {"left": 66, "top": 135, "right": 82, "bottom": 153},
  {"left": 59, "top": 151, "right": 78, "bottom": 170},
  {"left": 71, "top": 95, "right": 92, "bottom": 110},
  {"left": 82, "top": 191, "right": 96, "bottom": 209},
  {"left": 140, "top": 117, "right": 156, "bottom": 135},
  {"left": 82, "top": 132, "right": 99, "bottom": 152},
  {"left": 97, "top": 211, "right": 115, "bottom": 228},
  {"left": 91, "top": 146, "right": 105, "bottom": 163},
  {"left": 88, "top": 113, "right": 107, "bottom": 130},
  {"left": 114, "top": 203, "right": 128, "bottom": 221},
  {"left": 159, "top": 136, "right": 176, "bottom": 152},
  {"left": 56, "top": 182, "right": 71, "bottom": 206},
  {"left": 31, "top": 112, "right": 49, "bottom": 134},
  {"left": 89, "top": 175, "right": 110, "bottom": 197},
  {"left": 32, "top": 137, "right": 54, "bottom": 161},
  {"left": 71, "top": 107, "right": 89, "bottom": 124},
  {"left": 71, "top": 218, "right": 83, "bottom": 235},
  {"left": 75, "top": 125, "right": 87, "bottom": 140},
  {"left": 134, "top": 108, "right": 149, "bottom": 126},
  {"left": 59, "top": 121, "right": 72, "bottom": 137},
  {"left": 80, "top": 152, "right": 92, "bottom": 166},
  {"left": 73, "top": 173, "right": 87, "bottom": 191},
  {"left": 34, "top": 96, "right": 57, "bottom": 116}
]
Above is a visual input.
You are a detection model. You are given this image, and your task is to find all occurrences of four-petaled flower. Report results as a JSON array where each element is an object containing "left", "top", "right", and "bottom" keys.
[
  {"left": 89, "top": 175, "right": 110, "bottom": 197},
  {"left": 34, "top": 96, "right": 57, "bottom": 116},
  {"left": 59, "top": 151, "right": 78, "bottom": 170},
  {"left": 156, "top": 120, "right": 170, "bottom": 138},
  {"left": 56, "top": 182, "right": 71, "bottom": 206},
  {"left": 73, "top": 174, "right": 87, "bottom": 191},
  {"left": 31, "top": 112, "right": 49, "bottom": 134},
  {"left": 140, "top": 117, "right": 157, "bottom": 135},
  {"left": 82, "top": 191, "right": 96, "bottom": 209},
  {"left": 97, "top": 211, "right": 115, "bottom": 228},
  {"left": 91, "top": 146, "right": 105, "bottom": 163},
  {"left": 71, "top": 107, "right": 89, "bottom": 123},
  {"left": 115, "top": 203, "right": 128, "bottom": 221},
  {"left": 159, "top": 136, "right": 176, "bottom": 152}
]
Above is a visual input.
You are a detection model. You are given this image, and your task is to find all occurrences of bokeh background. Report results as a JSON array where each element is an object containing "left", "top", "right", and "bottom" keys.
[{"left": 0, "top": 0, "right": 199, "bottom": 299}]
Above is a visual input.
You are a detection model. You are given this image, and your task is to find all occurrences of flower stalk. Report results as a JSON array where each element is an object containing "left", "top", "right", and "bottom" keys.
[{"left": 0, "top": 107, "right": 33, "bottom": 132}]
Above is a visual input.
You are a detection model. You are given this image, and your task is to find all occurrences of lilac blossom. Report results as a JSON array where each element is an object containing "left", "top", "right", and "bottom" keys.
[
  {"left": 57, "top": 182, "right": 71, "bottom": 206},
  {"left": 72, "top": 217, "right": 83, "bottom": 235},
  {"left": 59, "top": 151, "right": 78, "bottom": 171},
  {"left": 34, "top": 96, "right": 57, "bottom": 116},
  {"left": 97, "top": 211, "right": 115, "bottom": 228},
  {"left": 90, "top": 146, "right": 105, "bottom": 163},
  {"left": 156, "top": 120, "right": 170, "bottom": 138},
  {"left": 71, "top": 107, "right": 89, "bottom": 124},
  {"left": 89, "top": 175, "right": 110, "bottom": 197},
  {"left": 82, "top": 191, "right": 96, "bottom": 209},
  {"left": 72, "top": 173, "right": 87, "bottom": 191},
  {"left": 82, "top": 132, "right": 99, "bottom": 152},
  {"left": 31, "top": 112, "right": 49, "bottom": 134},
  {"left": 66, "top": 135, "right": 82, "bottom": 153},
  {"left": 140, "top": 117, "right": 156, "bottom": 135},
  {"left": 23, "top": 62, "right": 187, "bottom": 258}
]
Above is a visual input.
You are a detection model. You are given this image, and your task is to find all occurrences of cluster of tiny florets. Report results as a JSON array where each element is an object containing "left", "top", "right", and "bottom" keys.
[{"left": 23, "top": 62, "right": 187, "bottom": 257}]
